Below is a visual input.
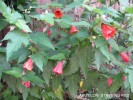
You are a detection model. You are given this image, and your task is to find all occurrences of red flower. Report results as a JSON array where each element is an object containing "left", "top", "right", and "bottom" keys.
[
  {"left": 47, "top": 30, "right": 52, "bottom": 36},
  {"left": 69, "top": 26, "right": 79, "bottom": 34},
  {"left": 23, "top": 58, "right": 33, "bottom": 71},
  {"left": 52, "top": 61, "right": 64, "bottom": 75},
  {"left": 120, "top": 52, "right": 130, "bottom": 62},
  {"left": 107, "top": 78, "right": 113, "bottom": 87},
  {"left": 101, "top": 23, "right": 116, "bottom": 40},
  {"left": 54, "top": 8, "right": 63, "bottom": 18},
  {"left": 122, "top": 75, "right": 126, "bottom": 81},
  {"left": 22, "top": 81, "right": 30, "bottom": 88}
]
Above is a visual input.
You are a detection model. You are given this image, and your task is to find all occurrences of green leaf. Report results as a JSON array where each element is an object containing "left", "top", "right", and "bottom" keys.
[
  {"left": 100, "top": 45, "right": 110, "bottom": 60},
  {"left": 52, "top": 77, "right": 61, "bottom": 90},
  {"left": 82, "top": 4, "right": 94, "bottom": 11},
  {"left": 30, "top": 13, "right": 54, "bottom": 25},
  {"left": 49, "top": 53, "right": 65, "bottom": 60},
  {"left": 0, "top": 1, "right": 31, "bottom": 32},
  {"left": 95, "top": 50, "right": 102, "bottom": 70},
  {"left": 65, "top": 74, "right": 80, "bottom": 97},
  {"left": 30, "top": 32, "right": 54, "bottom": 50},
  {"left": 76, "top": 46, "right": 93, "bottom": 79},
  {"left": 76, "top": 30, "right": 89, "bottom": 40},
  {"left": 41, "top": 13, "right": 54, "bottom": 25},
  {"left": 94, "top": 37, "right": 106, "bottom": 48},
  {"left": 4, "top": 67, "right": 22, "bottom": 78},
  {"left": 0, "top": 19, "right": 8, "bottom": 31},
  {"left": 71, "top": 21, "right": 90, "bottom": 27},
  {"left": 55, "top": 85, "right": 63, "bottom": 100},
  {"left": 3, "top": 30, "right": 29, "bottom": 60},
  {"left": 22, "top": 72, "right": 44, "bottom": 83},
  {"left": 63, "top": 0, "right": 83, "bottom": 11},
  {"left": 17, "top": 48, "right": 30, "bottom": 63},
  {"left": 15, "top": 19, "right": 32, "bottom": 32},
  {"left": 109, "top": 53, "right": 125, "bottom": 67},
  {"left": 109, "top": 74, "right": 123, "bottom": 93},
  {"left": 42, "top": 62, "right": 53, "bottom": 85},
  {"left": 0, "top": 66, "right": 3, "bottom": 80},
  {"left": 129, "top": 36, "right": 133, "bottom": 42},
  {"left": 29, "top": 87, "right": 41, "bottom": 98},
  {"left": 108, "top": 39, "right": 119, "bottom": 51},
  {"left": 2, "top": 75, "right": 17, "bottom": 92},
  {"left": 0, "top": 47, "right": 6, "bottom": 53},
  {"left": 0, "top": 54, "right": 11, "bottom": 79},
  {"left": 101, "top": 6, "right": 119, "bottom": 18},
  {"left": 126, "top": 6, "right": 133, "bottom": 14},
  {"left": 22, "top": 86, "right": 30, "bottom": 100},
  {"left": 9, "top": 47, "right": 30, "bottom": 63},
  {"left": 55, "top": 15, "right": 73, "bottom": 28},
  {"left": 31, "top": 52, "right": 46, "bottom": 71},
  {"left": 63, "top": 53, "right": 80, "bottom": 75},
  {"left": 125, "top": 67, "right": 133, "bottom": 92}
]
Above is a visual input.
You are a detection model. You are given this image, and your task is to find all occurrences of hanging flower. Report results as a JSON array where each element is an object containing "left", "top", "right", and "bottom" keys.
[
  {"left": 47, "top": 30, "right": 52, "bottom": 36},
  {"left": 22, "top": 81, "right": 30, "bottom": 88},
  {"left": 120, "top": 52, "right": 130, "bottom": 62},
  {"left": 52, "top": 61, "right": 64, "bottom": 75},
  {"left": 54, "top": 8, "right": 63, "bottom": 18},
  {"left": 69, "top": 26, "right": 79, "bottom": 34},
  {"left": 101, "top": 23, "right": 116, "bottom": 40},
  {"left": 107, "top": 78, "right": 113, "bottom": 87},
  {"left": 23, "top": 58, "right": 33, "bottom": 71},
  {"left": 122, "top": 75, "right": 126, "bottom": 81}
]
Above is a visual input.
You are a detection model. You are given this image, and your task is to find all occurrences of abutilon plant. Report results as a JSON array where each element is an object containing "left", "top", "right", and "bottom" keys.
[{"left": 0, "top": 0, "right": 133, "bottom": 100}]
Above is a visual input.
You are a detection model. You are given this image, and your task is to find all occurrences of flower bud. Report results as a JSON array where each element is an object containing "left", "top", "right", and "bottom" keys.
[{"left": 107, "top": 78, "right": 113, "bottom": 87}]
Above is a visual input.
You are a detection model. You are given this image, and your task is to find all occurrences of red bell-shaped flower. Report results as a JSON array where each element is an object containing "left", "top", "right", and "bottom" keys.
[
  {"left": 101, "top": 23, "right": 116, "bottom": 40},
  {"left": 69, "top": 26, "right": 78, "bottom": 34},
  {"left": 23, "top": 58, "right": 33, "bottom": 71},
  {"left": 52, "top": 61, "right": 64, "bottom": 75},
  {"left": 47, "top": 30, "right": 52, "bottom": 36},
  {"left": 54, "top": 8, "right": 63, "bottom": 18},
  {"left": 107, "top": 78, "right": 113, "bottom": 87},
  {"left": 120, "top": 52, "right": 130, "bottom": 62},
  {"left": 22, "top": 81, "right": 30, "bottom": 88}
]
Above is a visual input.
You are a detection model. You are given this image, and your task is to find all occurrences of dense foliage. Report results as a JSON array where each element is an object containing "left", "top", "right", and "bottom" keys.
[{"left": 0, "top": 0, "right": 133, "bottom": 100}]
